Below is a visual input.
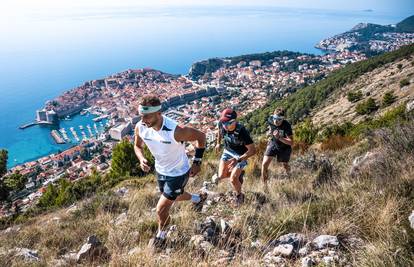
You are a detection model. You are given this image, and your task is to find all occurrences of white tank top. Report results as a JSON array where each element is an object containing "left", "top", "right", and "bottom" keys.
[{"left": 136, "top": 115, "right": 190, "bottom": 177}]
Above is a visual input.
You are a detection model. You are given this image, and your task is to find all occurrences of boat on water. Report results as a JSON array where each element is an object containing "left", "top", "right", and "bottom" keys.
[
  {"left": 79, "top": 125, "right": 84, "bottom": 130},
  {"left": 80, "top": 110, "right": 88, "bottom": 116},
  {"left": 93, "top": 114, "right": 109, "bottom": 122}
]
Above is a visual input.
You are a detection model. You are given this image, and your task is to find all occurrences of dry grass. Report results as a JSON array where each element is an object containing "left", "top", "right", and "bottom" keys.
[
  {"left": 321, "top": 135, "right": 355, "bottom": 151},
  {"left": 1, "top": 123, "right": 414, "bottom": 266}
]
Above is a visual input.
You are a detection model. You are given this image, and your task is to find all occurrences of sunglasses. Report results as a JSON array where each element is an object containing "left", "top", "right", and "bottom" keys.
[
  {"left": 223, "top": 119, "right": 235, "bottom": 126},
  {"left": 272, "top": 115, "right": 283, "bottom": 122}
]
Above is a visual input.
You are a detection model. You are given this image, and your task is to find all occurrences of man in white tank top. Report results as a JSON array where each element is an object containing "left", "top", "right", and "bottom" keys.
[{"left": 134, "top": 95, "right": 207, "bottom": 250}]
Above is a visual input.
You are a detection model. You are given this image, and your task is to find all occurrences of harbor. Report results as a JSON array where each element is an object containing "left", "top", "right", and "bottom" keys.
[
  {"left": 18, "top": 106, "right": 110, "bottom": 146},
  {"left": 8, "top": 111, "right": 110, "bottom": 168}
]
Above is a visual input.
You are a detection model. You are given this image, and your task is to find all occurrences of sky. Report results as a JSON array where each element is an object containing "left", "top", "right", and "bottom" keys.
[
  {"left": 1, "top": 1, "right": 412, "bottom": 30},
  {"left": 2, "top": 0, "right": 413, "bottom": 12}
]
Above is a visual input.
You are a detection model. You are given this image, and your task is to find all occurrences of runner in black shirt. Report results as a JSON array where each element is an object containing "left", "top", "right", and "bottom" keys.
[
  {"left": 261, "top": 108, "right": 294, "bottom": 185},
  {"left": 214, "top": 108, "right": 256, "bottom": 206}
]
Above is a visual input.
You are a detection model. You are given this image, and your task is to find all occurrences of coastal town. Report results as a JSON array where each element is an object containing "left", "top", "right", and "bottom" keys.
[
  {"left": 0, "top": 48, "right": 370, "bottom": 218},
  {"left": 316, "top": 22, "right": 414, "bottom": 53}
]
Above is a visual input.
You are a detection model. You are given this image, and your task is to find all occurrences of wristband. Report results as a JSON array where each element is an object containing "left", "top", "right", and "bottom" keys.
[
  {"left": 193, "top": 158, "right": 202, "bottom": 166},
  {"left": 194, "top": 147, "right": 205, "bottom": 159}
]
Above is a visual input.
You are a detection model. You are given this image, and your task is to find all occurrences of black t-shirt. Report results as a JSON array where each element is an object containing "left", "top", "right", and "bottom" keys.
[
  {"left": 267, "top": 119, "right": 293, "bottom": 150},
  {"left": 219, "top": 122, "right": 254, "bottom": 155}
]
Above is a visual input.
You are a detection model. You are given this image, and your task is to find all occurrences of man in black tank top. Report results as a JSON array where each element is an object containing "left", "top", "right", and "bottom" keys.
[
  {"left": 214, "top": 108, "right": 256, "bottom": 206},
  {"left": 261, "top": 108, "right": 294, "bottom": 185}
]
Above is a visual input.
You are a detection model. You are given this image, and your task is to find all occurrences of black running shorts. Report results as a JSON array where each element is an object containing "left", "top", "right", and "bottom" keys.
[{"left": 264, "top": 143, "right": 292, "bottom": 162}]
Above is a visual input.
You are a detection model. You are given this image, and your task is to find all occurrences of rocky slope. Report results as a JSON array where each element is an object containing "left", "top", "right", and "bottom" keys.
[
  {"left": 1, "top": 117, "right": 414, "bottom": 267},
  {"left": 311, "top": 57, "right": 414, "bottom": 126}
]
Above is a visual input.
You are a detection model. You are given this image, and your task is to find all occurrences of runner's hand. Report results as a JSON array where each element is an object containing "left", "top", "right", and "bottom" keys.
[
  {"left": 228, "top": 158, "right": 238, "bottom": 169},
  {"left": 273, "top": 130, "right": 280, "bottom": 139},
  {"left": 140, "top": 159, "right": 151, "bottom": 172},
  {"left": 215, "top": 144, "right": 221, "bottom": 153},
  {"left": 189, "top": 164, "right": 201, "bottom": 177}
]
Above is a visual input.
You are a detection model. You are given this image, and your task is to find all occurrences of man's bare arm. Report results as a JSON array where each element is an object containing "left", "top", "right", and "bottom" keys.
[
  {"left": 174, "top": 125, "right": 206, "bottom": 176},
  {"left": 134, "top": 129, "right": 146, "bottom": 162},
  {"left": 174, "top": 125, "right": 206, "bottom": 149},
  {"left": 239, "top": 143, "right": 256, "bottom": 161},
  {"left": 216, "top": 129, "right": 222, "bottom": 146},
  {"left": 279, "top": 135, "right": 294, "bottom": 147},
  {"left": 134, "top": 128, "right": 151, "bottom": 172}
]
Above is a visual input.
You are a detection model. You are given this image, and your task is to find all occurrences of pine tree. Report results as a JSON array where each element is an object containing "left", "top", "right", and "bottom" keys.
[
  {"left": 37, "top": 183, "right": 58, "bottom": 208},
  {"left": 4, "top": 172, "right": 27, "bottom": 192},
  {"left": 111, "top": 138, "right": 139, "bottom": 177}
]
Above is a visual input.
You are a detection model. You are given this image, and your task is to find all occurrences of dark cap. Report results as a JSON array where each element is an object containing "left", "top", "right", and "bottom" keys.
[{"left": 219, "top": 108, "right": 237, "bottom": 122}]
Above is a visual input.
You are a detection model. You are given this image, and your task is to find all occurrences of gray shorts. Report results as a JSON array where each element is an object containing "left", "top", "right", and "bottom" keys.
[{"left": 221, "top": 150, "right": 248, "bottom": 169}]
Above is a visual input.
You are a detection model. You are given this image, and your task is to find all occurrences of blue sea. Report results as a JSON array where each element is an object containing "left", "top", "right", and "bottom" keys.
[{"left": 0, "top": 5, "right": 410, "bottom": 168}]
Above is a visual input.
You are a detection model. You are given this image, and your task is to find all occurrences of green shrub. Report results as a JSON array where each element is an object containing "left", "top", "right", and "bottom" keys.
[
  {"left": 347, "top": 90, "right": 363, "bottom": 103},
  {"left": 400, "top": 78, "right": 410, "bottom": 88},
  {"left": 382, "top": 91, "right": 396, "bottom": 107},
  {"left": 355, "top": 98, "right": 378, "bottom": 115},
  {"left": 348, "top": 104, "right": 407, "bottom": 137},
  {"left": 294, "top": 119, "right": 318, "bottom": 145}
]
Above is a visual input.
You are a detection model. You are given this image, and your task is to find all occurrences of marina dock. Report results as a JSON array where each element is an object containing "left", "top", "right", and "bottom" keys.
[
  {"left": 51, "top": 130, "right": 66, "bottom": 144},
  {"left": 19, "top": 121, "right": 55, "bottom": 130}
]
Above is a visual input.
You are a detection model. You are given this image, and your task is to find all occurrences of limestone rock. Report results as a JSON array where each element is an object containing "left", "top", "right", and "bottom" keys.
[
  {"left": 312, "top": 235, "right": 339, "bottom": 249},
  {"left": 409, "top": 211, "right": 414, "bottom": 230},
  {"left": 272, "top": 244, "right": 294, "bottom": 257},
  {"left": 190, "top": 235, "right": 205, "bottom": 247},
  {"left": 76, "top": 235, "right": 109, "bottom": 263},
  {"left": 11, "top": 248, "right": 40, "bottom": 262},
  {"left": 301, "top": 256, "right": 315, "bottom": 267}
]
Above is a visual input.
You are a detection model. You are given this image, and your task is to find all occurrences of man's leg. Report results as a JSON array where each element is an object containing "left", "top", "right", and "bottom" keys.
[
  {"left": 217, "top": 159, "right": 231, "bottom": 182},
  {"left": 175, "top": 191, "right": 204, "bottom": 203},
  {"left": 175, "top": 192, "right": 191, "bottom": 201},
  {"left": 230, "top": 167, "right": 243, "bottom": 195},
  {"left": 156, "top": 195, "right": 174, "bottom": 236},
  {"left": 261, "top": 156, "right": 273, "bottom": 184},
  {"left": 171, "top": 173, "right": 205, "bottom": 210},
  {"left": 282, "top": 162, "right": 291, "bottom": 176},
  {"left": 279, "top": 148, "right": 292, "bottom": 177}
]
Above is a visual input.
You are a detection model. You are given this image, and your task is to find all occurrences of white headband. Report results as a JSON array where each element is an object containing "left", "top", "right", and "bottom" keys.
[{"left": 139, "top": 105, "right": 162, "bottom": 114}]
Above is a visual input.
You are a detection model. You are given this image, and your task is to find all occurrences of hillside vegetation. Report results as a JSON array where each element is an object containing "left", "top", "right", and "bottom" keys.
[
  {"left": 1, "top": 46, "right": 414, "bottom": 267},
  {"left": 242, "top": 44, "right": 414, "bottom": 134},
  {"left": 397, "top": 15, "right": 414, "bottom": 33},
  {"left": 1, "top": 116, "right": 413, "bottom": 266}
]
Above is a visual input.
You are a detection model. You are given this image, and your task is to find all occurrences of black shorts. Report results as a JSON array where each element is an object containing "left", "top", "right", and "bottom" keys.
[
  {"left": 264, "top": 143, "right": 292, "bottom": 162},
  {"left": 156, "top": 170, "right": 190, "bottom": 201}
]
